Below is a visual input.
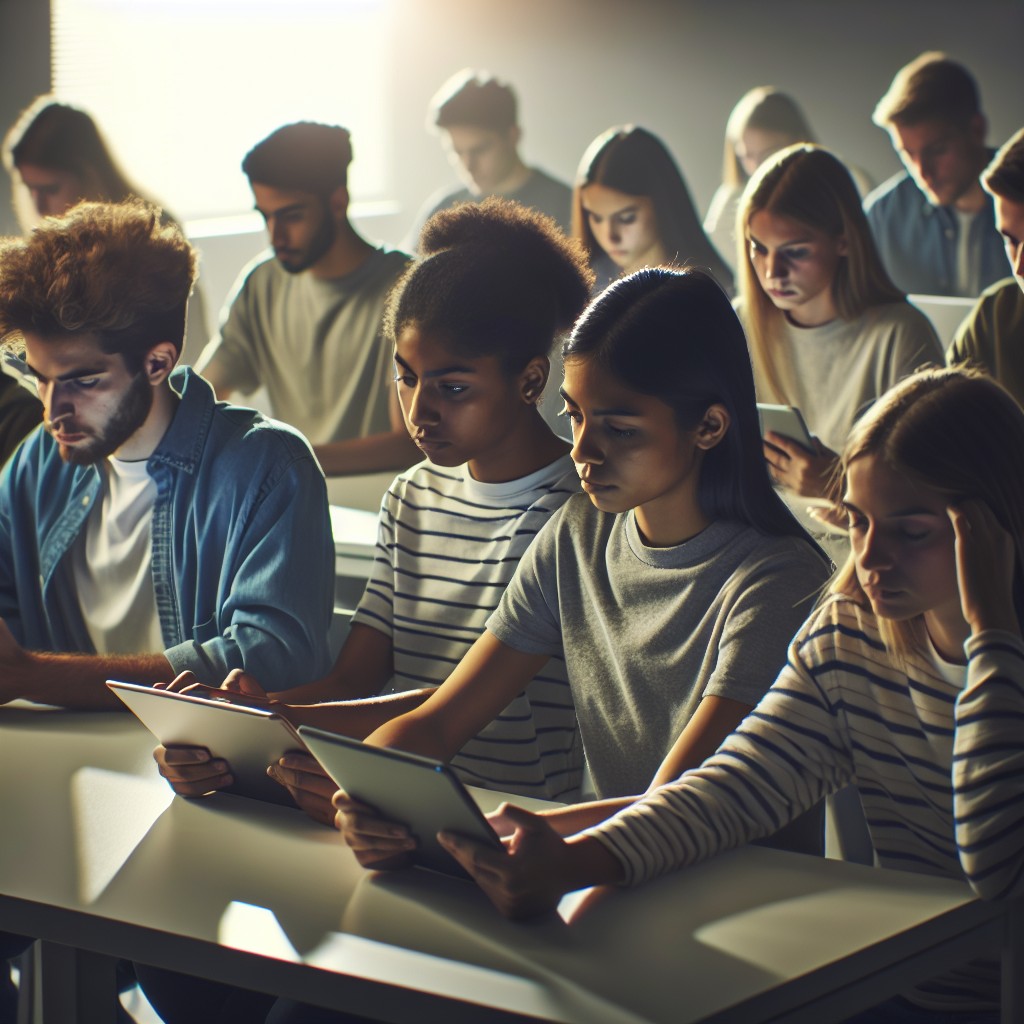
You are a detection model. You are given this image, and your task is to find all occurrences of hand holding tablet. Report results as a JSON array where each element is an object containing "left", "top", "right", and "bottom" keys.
[{"left": 298, "top": 726, "right": 504, "bottom": 878}]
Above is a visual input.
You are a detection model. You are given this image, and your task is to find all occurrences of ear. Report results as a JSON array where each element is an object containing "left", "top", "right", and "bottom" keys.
[
  {"left": 506, "top": 125, "right": 522, "bottom": 151},
  {"left": 142, "top": 341, "right": 178, "bottom": 386},
  {"left": 518, "top": 355, "right": 550, "bottom": 406},
  {"left": 836, "top": 234, "right": 849, "bottom": 257},
  {"left": 694, "top": 403, "right": 730, "bottom": 451},
  {"left": 328, "top": 184, "right": 349, "bottom": 219}
]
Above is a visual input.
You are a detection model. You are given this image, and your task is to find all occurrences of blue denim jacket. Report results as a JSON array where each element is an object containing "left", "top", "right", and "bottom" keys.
[
  {"left": 865, "top": 170, "right": 1007, "bottom": 298},
  {"left": 0, "top": 367, "right": 334, "bottom": 687}
]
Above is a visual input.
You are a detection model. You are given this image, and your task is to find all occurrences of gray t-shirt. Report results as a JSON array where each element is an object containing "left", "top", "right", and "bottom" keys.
[
  {"left": 486, "top": 495, "right": 829, "bottom": 798},
  {"left": 405, "top": 167, "right": 572, "bottom": 251},
  {"left": 198, "top": 247, "right": 409, "bottom": 444}
]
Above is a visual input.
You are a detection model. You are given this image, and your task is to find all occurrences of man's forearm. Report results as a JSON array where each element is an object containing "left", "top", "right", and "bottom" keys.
[
  {"left": 12, "top": 651, "right": 176, "bottom": 710},
  {"left": 313, "top": 429, "right": 418, "bottom": 477}
]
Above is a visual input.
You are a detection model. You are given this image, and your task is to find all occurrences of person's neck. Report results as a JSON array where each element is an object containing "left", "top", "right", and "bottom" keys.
[
  {"left": 923, "top": 606, "right": 971, "bottom": 665},
  {"left": 468, "top": 413, "right": 570, "bottom": 484},
  {"left": 479, "top": 160, "right": 532, "bottom": 197},
  {"left": 952, "top": 178, "right": 988, "bottom": 215},
  {"left": 624, "top": 242, "right": 669, "bottom": 277},
  {"left": 113, "top": 382, "right": 178, "bottom": 462},
  {"left": 309, "top": 224, "right": 375, "bottom": 281},
  {"left": 634, "top": 497, "right": 710, "bottom": 548}
]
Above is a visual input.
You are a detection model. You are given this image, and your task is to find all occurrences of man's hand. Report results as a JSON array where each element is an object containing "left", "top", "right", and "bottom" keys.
[
  {"left": 268, "top": 753, "right": 341, "bottom": 827},
  {"left": 763, "top": 432, "right": 839, "bottom": 500},
  {"left": 332, "top": 789, "right": 416, "bottom": 870},
  {"left": 154, "top": 743, "right": 233, "bottom": 798}
]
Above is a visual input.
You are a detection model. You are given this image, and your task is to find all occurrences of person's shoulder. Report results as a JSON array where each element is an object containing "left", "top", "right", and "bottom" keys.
[
  {"left": 794, "top": 592, "right": 884, "bottom": 660},
  {"left": 356, "top": 246, "right": 412, "bottom": 292},
  {"left": 525, "top": 166, "right": 571, "bottom": 195},
  {"left": 865, "top": 298, "right": 933, "bottom": 333},
  {"left": 229, "top": 250, "right": 280, "bottom": 296},
  {"left": 734, "top": 527, "right": 832, "bottom": 582},
  {"left": 863, "top": 169, "right": 915, "bottom": 215}
]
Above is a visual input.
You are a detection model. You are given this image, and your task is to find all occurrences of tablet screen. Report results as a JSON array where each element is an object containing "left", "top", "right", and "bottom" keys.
[
  {"left": 107, "top": 680, "right": 306, "bottom": 806},
  {"left": 298, "top": 725, "right": 503, "bottom": 877}
]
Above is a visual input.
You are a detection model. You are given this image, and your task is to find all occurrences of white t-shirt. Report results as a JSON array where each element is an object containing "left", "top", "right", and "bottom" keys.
[{"left": 71, "top": 457, "right": 162, "bottom": 655}]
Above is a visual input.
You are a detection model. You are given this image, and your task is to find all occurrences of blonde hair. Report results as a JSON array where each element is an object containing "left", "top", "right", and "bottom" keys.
[
  {"left": 831, "top": 366, "right": 1024, "bottom": 663},
  {"left": 737, "top": 144, "right": 903, "bottom": 402},
  {"left": 722, "top": 87, "right": 816, "bottom": 189},
  {"left": 872, "top": 51, "right": 982, "bottom": 131}
]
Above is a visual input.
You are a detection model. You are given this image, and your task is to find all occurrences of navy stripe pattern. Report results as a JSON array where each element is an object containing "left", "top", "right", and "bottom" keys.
[
  {"left": 351, "top": 459, "right": 582, "bottom": 801},
  {"left": 590, "top": 596, "right": 1020, "bottom": 1012}
]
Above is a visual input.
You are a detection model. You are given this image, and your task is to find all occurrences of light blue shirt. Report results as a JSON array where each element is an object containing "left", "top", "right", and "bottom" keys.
[
  {"left": 865, "top": 169, "right": 1006, "bottom": 298},
  {"left": 0, "top": 367, "right": 334, "bottom": 687}
]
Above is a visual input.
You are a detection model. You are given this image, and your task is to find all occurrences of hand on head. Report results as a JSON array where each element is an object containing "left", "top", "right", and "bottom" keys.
[{"left": 947, "top": 498, "right": 1020, "bottom": 637}]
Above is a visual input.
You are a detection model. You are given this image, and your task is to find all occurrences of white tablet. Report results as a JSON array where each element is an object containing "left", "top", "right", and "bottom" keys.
[
  {"left": 298, "top": 725, "right": 503, "bottom": 878},
  {"left": 107, "top": 680, "right": 306, "bottom": 806},
  {"left": 757, "top": 403, "right": 815, "bottom": 452}
]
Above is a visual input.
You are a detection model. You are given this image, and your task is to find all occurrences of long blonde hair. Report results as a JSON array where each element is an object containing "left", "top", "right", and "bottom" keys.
[
  {"left": 831, "top": 366, "right": 1024, "bottom": 663},
  {"left": 722, "top": 87, "right": 816, "bottom": 189},
  {"left": 737, "top": 144, "right": 903, "bottom": 402}
]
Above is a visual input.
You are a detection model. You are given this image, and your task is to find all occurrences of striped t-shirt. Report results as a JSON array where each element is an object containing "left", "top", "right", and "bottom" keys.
[
  {"left": 589, "top": 595, "right": 1023, "bottom": 1012},
  {"left": 351, "top": 456, "right": 582, "bottom": 801}
]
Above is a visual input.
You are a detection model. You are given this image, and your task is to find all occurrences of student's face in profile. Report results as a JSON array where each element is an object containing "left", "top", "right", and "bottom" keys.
[
  {"left": 393, "top": 324, "right": 537, "bottom": 482},
  {"left": 994, "top": 194, "right": 1024, "bottom": 289},
  {"left": 20, "top": 332, "right": 154, "bottom": 465},
  {"left": 16, "top": 163, "right": 85, "bottom": 219},
  {"left": 251, "top": 183, "right": 335, "bottom": 274},
  {"left": 844, "top": 453, "right": 962, "bottom": 634},
  {"left": 747, "top": 210, "right": 846, "bottom": 328},
  {"left": 442, "top": 125, "right": 520, "bottom": 195},
  {"left": 735, "top": 128, "right": 794, "bottom": 178},
  {"left": 560, "top": 356, "right": 705, "bottom": 526},
  {"left": 580, "top": 183, "right": 663, "bottom": 274},
  {"left": 887, "top": 118, "right": 986, "bottom": 209}
]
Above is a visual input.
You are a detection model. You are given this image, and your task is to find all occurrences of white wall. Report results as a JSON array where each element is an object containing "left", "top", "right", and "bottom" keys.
[{"left": 1, "top": 0, "right": 1021, "bottom": 315}]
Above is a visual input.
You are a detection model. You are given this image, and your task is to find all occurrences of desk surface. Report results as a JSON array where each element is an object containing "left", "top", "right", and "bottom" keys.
[{"left": 0, "top": 706, "right": 1004, "bottom": 1024}]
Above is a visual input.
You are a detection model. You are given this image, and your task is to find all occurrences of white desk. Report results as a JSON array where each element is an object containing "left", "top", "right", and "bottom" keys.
[{"left": 0, "top": 706, "right": 1015, "bottom": 1024}]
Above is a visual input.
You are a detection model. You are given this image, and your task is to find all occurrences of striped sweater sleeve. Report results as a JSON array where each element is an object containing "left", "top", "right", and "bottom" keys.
[
  {"left": 586, "top": 630, "right": 856, "bottom": 886},
  {"left": 953, "top": 629, "right": 1024, "bottom": 901}
]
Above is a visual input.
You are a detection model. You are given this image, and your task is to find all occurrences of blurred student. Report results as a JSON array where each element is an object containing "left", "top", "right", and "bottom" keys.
[
  {"left": 704, "top": 86, "right": 872, "bottom": 272},
  {"left": 948, "top": 128, "right": 1024, "bottom": 406},
  {"left": 738, "top": 144, "right": 942, "bottom": 557},
  {"left": 440, "top": 365, "right": 1018, "bottom": 1024},
  {"left": 572, "top": 125, "right": 733, "bottom": 295},
  {"left": 3, "top": 95, "right": 209, "bottom": 361},
  {"left": 195, "top": 122, "right": 415, "bottom": 476},
  {"left": 866, "top": 52, "right": 1006, "bottom": 298},
  {"left": 404, "top": 69, "right": 571, "bottom": 251}
]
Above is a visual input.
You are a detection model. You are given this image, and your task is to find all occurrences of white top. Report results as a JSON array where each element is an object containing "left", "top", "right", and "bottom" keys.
[
  {"left": 71, "top": 456, "right": 162, "bottom": 655},
  {"left": 352, "top": 455, "right": 583, "bottom": 801}
]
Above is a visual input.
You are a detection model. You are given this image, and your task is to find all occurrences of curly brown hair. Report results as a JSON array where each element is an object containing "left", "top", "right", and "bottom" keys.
[{"left": 0, "top": 199, "right": 196, "bottom": 372}]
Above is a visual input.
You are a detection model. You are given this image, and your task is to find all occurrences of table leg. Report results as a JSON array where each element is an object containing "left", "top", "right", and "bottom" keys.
[
  {"left": 1003, "top": 899, "right": 1024, "bottom": 1024},
  {"left": 34, "top": 942, "right": 118, "bottom": 1024}
]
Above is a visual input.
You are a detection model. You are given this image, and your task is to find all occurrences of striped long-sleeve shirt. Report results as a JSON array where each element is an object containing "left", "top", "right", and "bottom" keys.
[
  {"left": 351, "top": 456, "right": 583, "bottom": 801},
  {"left": 588, "top": 595, "right": 1024, "bottom": 1011}
]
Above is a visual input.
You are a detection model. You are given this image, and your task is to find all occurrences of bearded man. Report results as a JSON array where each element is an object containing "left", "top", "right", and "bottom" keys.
[
  {"left": 0, "top": 199, "right": 334, "bottom": 708},
  {"left": 195, "top": 121, "right": 415, "bottom": 476}
]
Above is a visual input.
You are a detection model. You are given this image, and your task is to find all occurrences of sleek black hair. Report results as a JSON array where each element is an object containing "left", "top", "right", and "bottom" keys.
[
  {"left": 564, "top": 267, "right": 821, "bottom": 543},
  {"left": 242, "top": 122, "right": 351, "bottom": 195},
  {"left": 384, "top": 197, "right": 593, "bottom": 374}
]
